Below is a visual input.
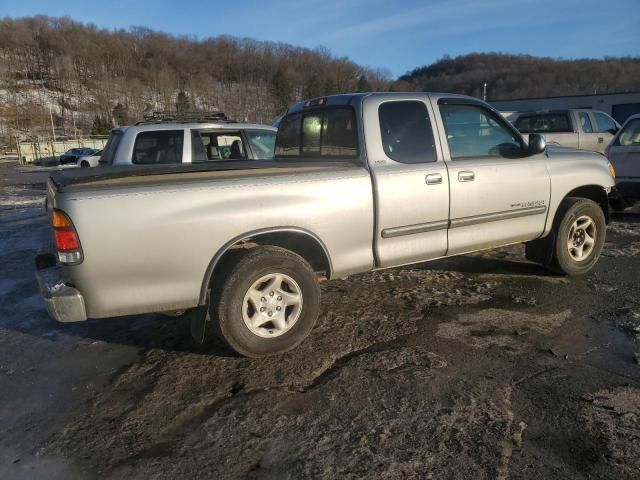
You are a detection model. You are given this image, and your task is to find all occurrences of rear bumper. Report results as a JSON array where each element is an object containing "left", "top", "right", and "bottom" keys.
[{"left": 35, "top": 254, "right": 87, "bottom": 323}]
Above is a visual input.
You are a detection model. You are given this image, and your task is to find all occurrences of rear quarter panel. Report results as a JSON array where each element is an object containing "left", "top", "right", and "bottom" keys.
[{"left": 55, "top": 167, "right": 374, "bottom": 318}]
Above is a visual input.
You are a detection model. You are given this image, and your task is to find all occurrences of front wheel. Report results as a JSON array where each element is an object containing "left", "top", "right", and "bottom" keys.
[
  {"left": 550, "top": 198, "right": 606, "bottom": 276},
  {"left": 213, "top": 246, "right": 320, "bottom": 357}
]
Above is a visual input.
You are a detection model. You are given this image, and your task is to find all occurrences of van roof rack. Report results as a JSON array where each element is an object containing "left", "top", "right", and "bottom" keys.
[{"left": 137, "top": 111, "right": 237, "bottom": 125}]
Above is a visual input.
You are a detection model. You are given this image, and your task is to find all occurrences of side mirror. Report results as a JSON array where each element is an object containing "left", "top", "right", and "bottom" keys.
[
  {"left": 607, "top": 127, "right": 618, "bottom": 135},
  {"left": 528, "top": 133, "right": 546, "bottom": 155}
]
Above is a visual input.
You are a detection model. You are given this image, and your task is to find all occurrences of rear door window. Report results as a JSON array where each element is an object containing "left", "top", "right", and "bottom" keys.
[
  {"left": 276, "top": 107, "right": 358, "bottom": 159},
  {"left": 192, "top": 130, "right": 246, "bottom": 161},
  {"left": 378, "top": 101, "right": 437, "bottom": 164},
  {"left": 132, "top": 130, "right": 183, "bottom": 164}
]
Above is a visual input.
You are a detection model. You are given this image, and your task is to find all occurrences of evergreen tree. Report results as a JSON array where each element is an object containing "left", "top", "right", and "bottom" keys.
[
  {"left": 323, "top": 79, "right": 337, "bottom": 96},
  {"left": 90, "top": 114, "right": 112, "bottom": 135},
  {"left": 175, "top": 91, "right": 193, "bottom": 113},
  {"left": 357, "top": 75, "right": 372, "bottom": 92},
  {"left": 112, "top": 103, "right": 127, "bottom": 125},
  {"left": 271, "top": 69, "right": 292, "bottom": 114},
  {"left": 304, "top": 76, "right": 323, "bottom": 99}
]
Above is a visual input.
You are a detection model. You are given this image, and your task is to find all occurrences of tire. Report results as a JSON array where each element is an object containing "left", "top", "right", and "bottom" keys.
[
  {"left": 549, "top": 197, "right": 606, "bottom": 276},
  {"left": 80, "top": 161, "right": 89, "bottom": 168},
  {"left": 213, "top": 246, "right": 320, "bottom": 357}
]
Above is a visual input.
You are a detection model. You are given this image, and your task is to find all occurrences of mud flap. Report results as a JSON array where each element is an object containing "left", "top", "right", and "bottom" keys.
[
  {"left": 189, "top": 304, "right": 210, "bottom": 344},
  {"left": 525, "top": 231, "right": 555, "bottom": 266}
]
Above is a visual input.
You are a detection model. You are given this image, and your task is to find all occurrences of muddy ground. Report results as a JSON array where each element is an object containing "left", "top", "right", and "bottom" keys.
[{"left": 0, "top": 158, "right": 639, "bottom": 479}]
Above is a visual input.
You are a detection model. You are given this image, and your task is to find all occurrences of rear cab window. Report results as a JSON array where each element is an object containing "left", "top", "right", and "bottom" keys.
[
  {"left": 515, "top": 113, "right": 572, "bottom": 133},
  {"left": 275, "top": 107, "right": 358, "bottom": 159},
  {"left": 132, "top": 130, "right": 184, "bottom": 164},
  {"left": 191, "top": 130, "right": 246, "bottom": 162}
]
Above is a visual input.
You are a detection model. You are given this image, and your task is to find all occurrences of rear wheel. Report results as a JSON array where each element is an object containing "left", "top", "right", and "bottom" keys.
[{"left": 213, "top": 246, "right": 320, "bottom": 357}]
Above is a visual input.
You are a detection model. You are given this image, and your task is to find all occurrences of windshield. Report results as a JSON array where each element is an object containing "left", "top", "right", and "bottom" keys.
[
  {"left": 100, "top": 131, "right": 123, "bottom": 165},
  {"left": 246, "top": 130, "right": 276, "bottom": 159},
  {"left": 618, "top": 119, "right": 640, "bottom": 146}
]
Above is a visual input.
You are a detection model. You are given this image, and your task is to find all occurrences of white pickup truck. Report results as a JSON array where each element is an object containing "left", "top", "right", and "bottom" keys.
[
  {"left": 36, "top": 93, "right": 616, "bottom": 357},
  {"left": 514, "top": 109, "right": 620, "bottom": 154}
]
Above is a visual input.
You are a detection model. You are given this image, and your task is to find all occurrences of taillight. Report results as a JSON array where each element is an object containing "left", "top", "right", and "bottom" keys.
[{"left": 51, "top": 209, "right": 83, "bottom": 264}]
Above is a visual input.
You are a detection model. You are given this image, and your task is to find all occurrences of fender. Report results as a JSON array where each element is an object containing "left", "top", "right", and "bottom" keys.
[
  {"left": 543, "top": 149, "right": 614, "bottom": 237},
  {"left": 198, "top": 226, "right": 333, "bottom": 305}
]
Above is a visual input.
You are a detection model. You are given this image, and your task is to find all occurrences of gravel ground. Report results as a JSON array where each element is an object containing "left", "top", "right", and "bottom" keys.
[{"left": 0, "top": 159, "right": 639, "bottom": 479}]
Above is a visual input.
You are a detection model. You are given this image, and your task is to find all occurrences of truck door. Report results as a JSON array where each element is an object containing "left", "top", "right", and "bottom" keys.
[
  {"left": 431, "top": 98, "right": 550, "bottom": 256},
  {"left": 363, "top": 95, "right": 450, "bottom": 268},
  {"left": 576, "top": 111, "right": 601, "bottom": 152},
  {"left": 608, "top": 117, "right": 640, "bottom": 190},
  {"left": 593, "top": 111, "right": 620, "bottom": 154}
]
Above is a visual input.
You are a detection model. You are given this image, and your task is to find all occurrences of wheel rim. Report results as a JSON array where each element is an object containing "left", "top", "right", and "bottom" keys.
[
  {"left": 567, "top": 215, "right": 597, "bottom": 262},
  {"left": 242, "top": 273, "right": 303, "bottom": 338}
]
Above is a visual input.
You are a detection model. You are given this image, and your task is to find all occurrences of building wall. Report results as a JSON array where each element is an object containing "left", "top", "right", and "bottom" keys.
[{"left": 492, "top": 92, "right": 640, "bottom": 124}]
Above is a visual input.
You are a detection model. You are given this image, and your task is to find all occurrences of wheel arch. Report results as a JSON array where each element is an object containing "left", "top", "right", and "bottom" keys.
[
  {"left": 198, "top": 227, "right": 333, "bottom": 305},
  {"left": 555, "top": 185, "right": 610, "bottom": 226}
]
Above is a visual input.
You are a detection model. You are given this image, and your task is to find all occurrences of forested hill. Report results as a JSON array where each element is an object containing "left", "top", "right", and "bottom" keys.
[
  {"left": 1, "top": 16, "right": 639, "bottom": 148},
  {"left": 0, "top": 16, "right": 389, "bottom": 143},
  {"left": 396, "top": 53, "right": 640, "bottom": 100}
]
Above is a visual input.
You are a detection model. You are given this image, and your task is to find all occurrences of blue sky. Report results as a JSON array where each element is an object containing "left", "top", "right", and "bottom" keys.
[{"left": 3, "top": 0, "right": 640, "bottom": 77}]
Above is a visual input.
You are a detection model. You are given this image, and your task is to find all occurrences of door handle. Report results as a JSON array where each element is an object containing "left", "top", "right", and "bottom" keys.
[
  {"left": 598, "top": 137, "right": 604, "bottom": 144},
  {"left": 458, "top": 171, "right": 475, "bottom": 182},
  {"left": 425, "top": 173, "right": 442, "bottom": 185}
]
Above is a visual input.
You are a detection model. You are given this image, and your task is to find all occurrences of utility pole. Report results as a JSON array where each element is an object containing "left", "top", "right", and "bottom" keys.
[
  {"left": 72, "top": 111, "right": 78, "bottom": 140},
  {"left": 49, "top": 104, "right": 57, "bottom": 142},
  {"left": 483, "top": 82, "right": 487, "bottom": 101}
]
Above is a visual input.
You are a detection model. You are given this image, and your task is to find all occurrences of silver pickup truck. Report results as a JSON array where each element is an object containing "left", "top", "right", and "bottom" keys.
[{"left": 36, "top": 93, "right": 616, "bottom": 357}]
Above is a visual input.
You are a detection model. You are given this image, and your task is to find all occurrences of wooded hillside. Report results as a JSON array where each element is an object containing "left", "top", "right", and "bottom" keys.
[
  {"left": 0, "top": 16, "right": 388, "bottom": 144},
  {"left": 397, "top": 53, "right": 640, "bottom": 100},
  {"left": 1, "top": 16, "right": 639, "bottom": 148}
]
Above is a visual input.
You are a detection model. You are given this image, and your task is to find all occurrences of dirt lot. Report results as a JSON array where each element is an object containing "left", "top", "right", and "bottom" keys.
[{"left": 1, "top": 159, "right": 639, "bottom": 479}]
